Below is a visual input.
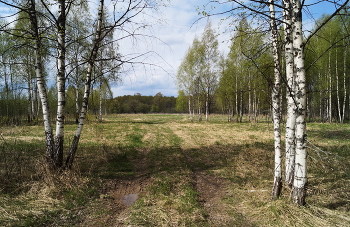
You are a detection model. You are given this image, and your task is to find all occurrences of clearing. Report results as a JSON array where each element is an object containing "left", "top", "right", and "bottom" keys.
[{"left": 0, "top": 114, "right": 349, "bottom": 226}]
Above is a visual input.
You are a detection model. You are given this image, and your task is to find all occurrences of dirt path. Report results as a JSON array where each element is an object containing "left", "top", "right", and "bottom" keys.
[
  {"left": 178, "top": 145, "right": 234, "bottom": 226},
  {"left": 194, "top": 170, "right": 233, "bottom": 226},
  {"left": 81, "top": 150, "right": 152, "bottom": 227}
]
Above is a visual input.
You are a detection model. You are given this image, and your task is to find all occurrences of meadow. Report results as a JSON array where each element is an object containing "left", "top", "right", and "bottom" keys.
[{"left": 0, "top": 114, "right": 349, "bottom": 226}]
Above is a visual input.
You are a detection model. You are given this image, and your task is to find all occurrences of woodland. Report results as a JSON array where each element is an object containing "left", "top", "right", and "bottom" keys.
[{"left": 0, "top": 0, "right": 350, "bottom": 226}]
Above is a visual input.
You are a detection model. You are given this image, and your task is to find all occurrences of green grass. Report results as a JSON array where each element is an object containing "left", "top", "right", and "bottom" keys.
[{"left": 0, "top": 114, "right": 349, "bottom": 226}]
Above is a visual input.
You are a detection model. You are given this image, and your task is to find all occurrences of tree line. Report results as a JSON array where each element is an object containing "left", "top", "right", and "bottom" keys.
[
  {"left": 177, "top": 12, "right": 350, "bottom": 124},
  {"left": 111, "top": 92, "right": 177, "bottom": 114}
]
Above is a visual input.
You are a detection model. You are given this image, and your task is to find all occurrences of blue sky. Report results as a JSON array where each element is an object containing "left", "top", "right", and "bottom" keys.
[
  {"left": 0, "top": 0, "right": 343, "bottom": 98},
  {"left": 111, "top": 0, "right": 343, "bottom": 98}
]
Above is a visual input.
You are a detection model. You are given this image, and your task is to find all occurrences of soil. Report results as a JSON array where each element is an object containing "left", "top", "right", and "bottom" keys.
[{"left": 194, "top": 170, "right": 232, "bottom": 226}]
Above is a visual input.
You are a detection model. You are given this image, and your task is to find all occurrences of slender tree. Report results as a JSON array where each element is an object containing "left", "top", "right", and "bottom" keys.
[
  {"left": 284, "top": 0, "right": 296, "bottom": 189},
  {"left": 269, "top": 0, "right": 282, "bottom": 200},
  {"left": 290, "top": 0, "right": 307, "bottom": 205}
]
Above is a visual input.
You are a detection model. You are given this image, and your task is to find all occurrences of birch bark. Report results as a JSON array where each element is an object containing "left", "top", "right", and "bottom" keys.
[
  {"left": 29, "top": 0, "right": 55, "bottom": 162},
  {"left": 328, "top": 52, "right": 332, "bottom": 123},
  {"left": 336, "top": 49, "right": 341, "bottom": 123},
  {"left": 55, "top": 0, "right": 66, "bottom": 167},
  {"left": 284, "top": 0, "right": 296, "bottom": 188},
  {"left": 291, "top": 0, "right": 308, "bottom": 205},
  {"left": 342, "top": 45, "right": 347, "bottom": 123},
  {"left": 269, "top": 0, "right": 282, "bottom": 200},
  {"left": 99, "top": 83, "right": 103, "bottom": 122}
]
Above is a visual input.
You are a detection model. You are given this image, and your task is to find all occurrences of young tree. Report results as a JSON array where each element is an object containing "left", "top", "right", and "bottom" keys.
[
  {"left": 289, "top": 0, "right": 307, "bottom": 205},
  {"left": 66, "top": 2, "right": 92, "bottom": 123},
  {"left": 284, "top": 0, "right": 296, "bottom": 189},
  {"left": 269, "top": 0, "right": 282, "bottom": 200},
  {"left": 200, "top": 22, "right": 220, "bottom": 121},
  {"left": 176, "top": 90, "right": 188, "bottom": 113},
  {"left": 177, "top": 37, "right": 202, "bottom": 121}
]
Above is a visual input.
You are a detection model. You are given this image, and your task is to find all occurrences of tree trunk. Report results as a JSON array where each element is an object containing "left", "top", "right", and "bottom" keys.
[
  {"left": 284, "top": 0, "right": 296, "bottom": 188},
  {"left": 342, "top": 44, "right": 347, "bottom": 123},
  {"left": 27, "top": 73, "right": 33, "bottom": 123},
  {"left": 328, "top": 52, "right": 332, "bottom": 123},
  {"left": 269, "top": 0, "right": 282, "bottom": 200},
  {"left": 336, "top": 49, "right": 341, "bottom": 123},
  {"left": 75, "top": 85, "right": 79, "bottom": 123},
  {"left": 54, "top": 0, "right": 66, "bottom": 168},
  {"left": 291, "top": 0, "right": 307, "bottom": 206},
  {"left": 319, "top": 72, "right": 322, "bottom": 122},
  {"left": 248, "top": 73, "right": 251, "bottom": 122},
  {"left": 188, "top": 96, "right": 193, "bottom": 121},
  {"left": 99, "top": 83, "right": 103, "bottom": 122},
  {"left": 66, "top": 0, "right": 105, "bottom": 169},
  {"left": 236, "top": 74, "right": 239, "bottom": 122},
  {"left": 205, "top": 88, "right": 208, "bottom": 121},
  {"left": 29, "top": 0, "right": 55, "bottom": 163},
  {"left": 239, "top": 90, "right": 243, "bottom": 122}
]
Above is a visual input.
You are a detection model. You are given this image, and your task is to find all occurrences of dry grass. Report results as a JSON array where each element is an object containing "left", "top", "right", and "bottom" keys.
[{"left": 0, "top": 114, "right": 349, "bottom": 226}]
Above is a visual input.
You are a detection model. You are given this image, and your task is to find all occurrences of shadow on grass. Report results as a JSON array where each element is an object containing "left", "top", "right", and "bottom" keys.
[{"left": 308, "top": 128, "right": 350, "bottom": 143}]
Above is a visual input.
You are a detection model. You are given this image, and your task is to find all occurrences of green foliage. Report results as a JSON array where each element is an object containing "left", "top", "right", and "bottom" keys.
[
  {"left": 176, "top": 22, "right": 220, "bottom": 117},
  {"left": 216, "top": 18, "right": 272, "bottom": 120},
  {"left": 110, "top": 93, "right": 177, "bottom": 114},
  {"left": 176, "top": 90, "right": 188, "bottom": 113},
  {"left": 305, "top": 11, "right": 350, "bottom": 122}
]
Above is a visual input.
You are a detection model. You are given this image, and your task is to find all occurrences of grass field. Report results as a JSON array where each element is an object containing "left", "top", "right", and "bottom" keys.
[{"left": 0, "top": 114, "right": 349, "bottom": 226}]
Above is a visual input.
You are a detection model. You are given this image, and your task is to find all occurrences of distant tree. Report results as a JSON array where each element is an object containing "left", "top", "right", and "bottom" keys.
[
  {"left": 177, "top": 22, "right": 220, "bottom": 121},
  {"left": 200, "top": 22, "right": 220, "bottom": 121},
  {"left": 152, "top": 92, "right": 164, "bottom": 113},
  {"left": 176, "top": 90, "right": 188, "bottom": 113}
]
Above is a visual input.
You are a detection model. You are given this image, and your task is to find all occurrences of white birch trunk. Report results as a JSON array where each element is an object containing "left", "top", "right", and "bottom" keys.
[
  {"left": 206, "top": 88, "right": 209, "bottom": 121},
  {"left": 54, "top": 0, "right": 66, "bottom": 167},
  {"left": 336, "top": 49, "right": 341, "bottom": 123},
  {"left": 239, "top": 90, "right": 243, "bottom": 123},
  {"left": 248, "top": 74, "right": 251, "bottom": 122},
  {"left": 27, "top": 73, "right": 33, "bottom": 123},
  {"left": 284, "top": 0, "right": 296, "bottom": 188},
  {"left": 236, "top": 74, "right": 238, "bottom": 122},
  {"left": 342, "top": 45, "right": 347, "bottom": 123},
  {"left": 269, "top": 0, "right": 282, "bottom": 200},
  {"left": 188, "top": 96, "right": 193, "bottom": 121},
  {"left": 75, "top": 85, "right": 79, "bottom": 123},
  {"left": 291, "top": 0, "right": 307, "bottom": 205},
  {"left": 29, "top": 0, "right": 55, "bottom": 162},
  {"left": 254, "top": 87, "right": 258, "bottom": 122},
  {"left": 66, "top": 0, "right": 104, "bottom": 168},
  {"left": 319, "top": 72, "right": 322, "bottom": 121},
  {"left": 99, "top": 84, "right": 103, "bottom": 122},
  {"left": 328, "top": 52, "right": 332, "bottom": 123}
]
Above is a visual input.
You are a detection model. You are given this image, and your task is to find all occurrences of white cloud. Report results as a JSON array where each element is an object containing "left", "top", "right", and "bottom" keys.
[
  {"left": 111, "top": 0, "right": 232, "bottom": 97},
  {"left": 110, "top": 0, "right": 335, "bottom": 98}
]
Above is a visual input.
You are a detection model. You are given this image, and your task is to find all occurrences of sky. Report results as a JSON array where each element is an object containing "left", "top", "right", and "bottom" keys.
[
  {"left": 0, "top": 0, "right": 342, "bottom": 98},
  {"left": 110, "top": 0, "right": 341, "bottom": 98},
  {"left": 110, "top": 0, "right": 230, "bottom": 98}
]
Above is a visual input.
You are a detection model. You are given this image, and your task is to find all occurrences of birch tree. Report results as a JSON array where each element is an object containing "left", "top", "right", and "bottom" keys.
[
  {"left": 1, "top": 0, "right": 165, "bottom": 169},
  {"left": 66, "top": 3, "right": 91, "bottom": 124},
  {"left": 289, "top": 0, "right": 307, "bottom": 205},
  {"left": 200, "top": 22, "right": 219, "bottom": 121},
  {"left": 284, "top": 0, "right": 296, "bottom": 189},
  {"left": 268, "top": 0, "right": 282, "bottom": 200},
  {"left": 177, "top": 37, "right": 201, "bottom": 121}
]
